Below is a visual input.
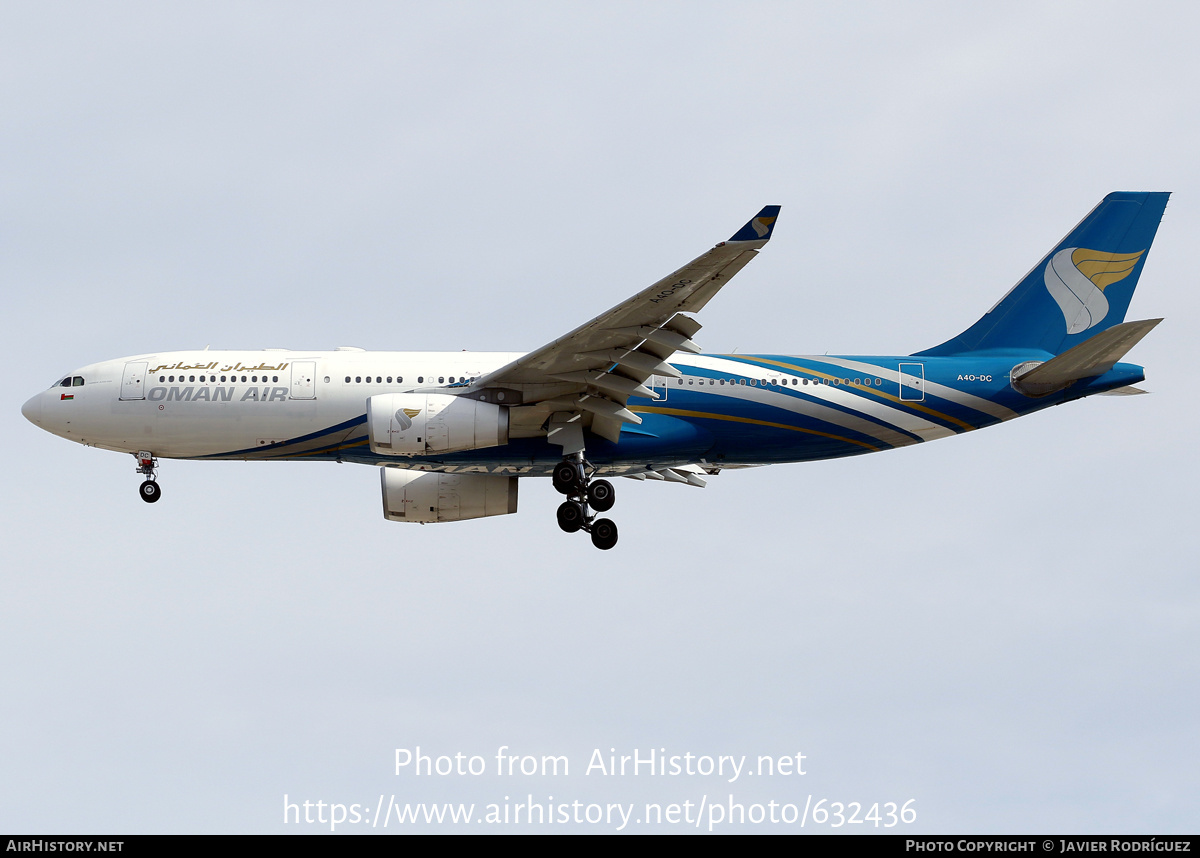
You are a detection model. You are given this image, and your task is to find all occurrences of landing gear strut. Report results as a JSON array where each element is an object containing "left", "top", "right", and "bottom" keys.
[
  {"left": 134, "top": 451, "right": 161, "bottom": 504},
  {"left": 553, "top": 454, "right": 618, "bottom": 549}
]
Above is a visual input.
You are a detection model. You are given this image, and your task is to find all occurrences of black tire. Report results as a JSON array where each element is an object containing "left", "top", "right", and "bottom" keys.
[
  {"left": 588, "top": 479, "right": 615, "bottom": 512},
  {"left": 556, "top": 501, "right": 586, "bottom": 533},
  {"left": 590, "top": 518, "right": 618, "bottom": 550},
  {"left": 139, "top": 480, "right": 161, "bottom": 504},
  {"left": 552, "top": 461, "right": 582, "bottom": 495}
]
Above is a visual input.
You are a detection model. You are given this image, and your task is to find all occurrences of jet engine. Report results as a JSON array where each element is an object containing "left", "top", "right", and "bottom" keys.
[
  {"left": 367, "top": 393, "right": 508, "bottom": 455},
  {"left": 380, "top": 468, "right": 518, "bottom": 523}
]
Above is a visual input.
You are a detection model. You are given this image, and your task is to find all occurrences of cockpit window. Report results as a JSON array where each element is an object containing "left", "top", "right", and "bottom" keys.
[
  {"left": 55, "top": 377, "right": 71, "bottom": 388},
  {"left": 72, "top": 376, "right": 85, "bottom": 386}
]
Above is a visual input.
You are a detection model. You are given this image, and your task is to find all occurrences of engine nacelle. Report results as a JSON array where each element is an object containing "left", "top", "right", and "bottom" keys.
[
  {"left": 380, "top": 468, "right": 518, "bottom": 523},
  {"left": 367, "top": 393, "right": 508, "bottom": 455}
]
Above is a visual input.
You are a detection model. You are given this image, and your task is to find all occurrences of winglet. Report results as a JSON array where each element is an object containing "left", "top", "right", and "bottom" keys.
[{"left": 728, "top": 206, "right": 781, "bottom": 242}]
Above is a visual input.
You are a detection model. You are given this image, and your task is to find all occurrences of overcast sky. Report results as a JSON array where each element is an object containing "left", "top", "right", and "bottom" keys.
[{"left": 2, "top": 1, "right": 1198, "bottom": 834}]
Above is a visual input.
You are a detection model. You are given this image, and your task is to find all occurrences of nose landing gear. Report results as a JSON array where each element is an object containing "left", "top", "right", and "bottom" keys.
[
  {"left": 134, "top": 451, "right": 161, "bottom": 504},
  {"left": 552, "top": 455, "right": 618, "bottom": 549}
]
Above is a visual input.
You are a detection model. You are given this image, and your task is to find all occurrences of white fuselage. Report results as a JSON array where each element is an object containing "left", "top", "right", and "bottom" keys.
[{"left": 23, "top": 349, "right": 524, "bottom": 458}]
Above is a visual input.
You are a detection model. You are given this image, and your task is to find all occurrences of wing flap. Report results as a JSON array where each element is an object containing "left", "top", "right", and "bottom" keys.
[
  {"left": 620, "top": 464, "right": 709, "bottom": 487},
  {"left": 549, "top": 370, "right": 659, "bottom": 400},
  {"left": 605, "top": 324, "right": 701, "bottom": 355},
  {"left": 580, "top": 348, "right": 682, "bottom": 379}
]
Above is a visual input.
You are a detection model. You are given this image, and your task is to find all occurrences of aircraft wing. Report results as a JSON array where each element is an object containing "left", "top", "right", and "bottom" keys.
[{"left": 466, "top": 206, "right": 780, "bottom": 442}]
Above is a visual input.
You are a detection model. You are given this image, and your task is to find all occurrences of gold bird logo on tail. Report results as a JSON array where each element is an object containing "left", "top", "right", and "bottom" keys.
[{"left": 1044, "top": 247, "right": 1144, "bottom": 334}]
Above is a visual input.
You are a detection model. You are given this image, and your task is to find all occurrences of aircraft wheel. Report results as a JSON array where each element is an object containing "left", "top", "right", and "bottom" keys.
[
  {"left": 139, "top": 480, "right": 161, "bottom": 504},
  {"left": 552, "top": 461, "right": 583, "bottom": 495},
  {"left": 556, "top": 501, "right": 586, "bottom": 533},
  {"left": 590, "top": 518, "right": 618, "bottom": 550},
  {"left": 588, "top": 479, "right": 615, "bottom": 512}
]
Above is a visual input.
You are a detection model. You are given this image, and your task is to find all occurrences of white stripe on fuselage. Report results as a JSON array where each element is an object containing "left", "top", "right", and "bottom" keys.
[
  {"left": 810, "top": 356, "right": 1019, "bottom": 420},
  {"left": 681, "top": 355, "right": 954, "bottom": 442}
]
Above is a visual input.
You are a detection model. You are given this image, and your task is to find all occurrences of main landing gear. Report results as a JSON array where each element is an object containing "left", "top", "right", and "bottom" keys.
[
  {"left": 553, "top": 456, "right": 618, "bottom": 550},
  {"left": 134, "top": 451, "right": 161, "bottom": 504}
]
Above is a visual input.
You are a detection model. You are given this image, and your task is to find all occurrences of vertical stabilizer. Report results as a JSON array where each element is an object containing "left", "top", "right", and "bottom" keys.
[{"left": 918, "top": 192, "right": 1169, "bottom": 356}]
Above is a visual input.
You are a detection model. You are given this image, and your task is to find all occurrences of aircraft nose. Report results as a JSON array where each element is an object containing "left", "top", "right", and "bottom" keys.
[{"left": 21, "top": 393, "right": 42, "bottom": 427}]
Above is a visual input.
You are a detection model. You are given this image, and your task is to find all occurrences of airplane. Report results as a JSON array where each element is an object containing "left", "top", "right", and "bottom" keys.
[{"left": 21, "top": 192, "right": 1168, "bottom": 550}]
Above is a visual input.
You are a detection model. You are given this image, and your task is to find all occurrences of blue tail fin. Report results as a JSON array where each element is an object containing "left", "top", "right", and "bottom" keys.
[{"left": 918, "top": 192, "right": 1170, "bottom": 356}]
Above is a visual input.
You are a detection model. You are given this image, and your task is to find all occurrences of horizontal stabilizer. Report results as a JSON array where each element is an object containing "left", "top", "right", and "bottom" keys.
[
  {"left": 1099, "top": 385, "right": 1149, "bottom": 396},
  {"left": 1013, "top": 318, "right": 1161, "bottom": 397}
]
